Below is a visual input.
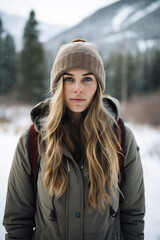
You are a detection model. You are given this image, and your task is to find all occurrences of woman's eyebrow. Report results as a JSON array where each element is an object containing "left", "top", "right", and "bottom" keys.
[
  {"left": 63, "top": 72, "right": 74, "bottom": 76},
  {"left": 82, "top": 72, "right": 94, "bottom": 76},
  {"left": 63, "top": 72, "right": 94, "bottom": 76}
]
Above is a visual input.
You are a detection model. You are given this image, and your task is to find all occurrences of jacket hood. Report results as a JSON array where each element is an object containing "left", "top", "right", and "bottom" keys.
[{"left": 30, "top": 96, "right": 120, "bottom": 133}]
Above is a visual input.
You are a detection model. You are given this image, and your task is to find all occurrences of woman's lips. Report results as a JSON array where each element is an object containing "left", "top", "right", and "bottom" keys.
[{"left": 70, "top": 98, "right": 86, "bottom": 102}]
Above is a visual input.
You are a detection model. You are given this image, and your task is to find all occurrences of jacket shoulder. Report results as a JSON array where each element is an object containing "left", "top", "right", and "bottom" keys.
[
  {"left": 123, "top": 125, "right": 141, "bottom": 168},
  {"left": 12, "top": 129, "right": 31, "bottom": 175}
]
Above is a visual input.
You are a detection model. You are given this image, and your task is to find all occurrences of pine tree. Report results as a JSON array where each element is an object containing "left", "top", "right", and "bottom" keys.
[
  {"left": 126, "top": 53, "right": 137, "bottom": 98},
  {"left": 114, "top": 53, "right": 125, "bottom": 100},
  {"left": 134, "top": 51, "right": 144, "bottom": 94},
  {"left": 104, "top": 53, "right": 122, "bottom": 99},
  {"left": 18, "top": 10, "right": 46, "bottom": 102},
  {"left": 151, "top": 50, "right": 160, "bottom": 91},
  {"left": 141, "top": 51, "right": 152, "bottom": 93},
  {"left": 3, "top": 34, "right": 17, "bottom": 91},
  {"left": 104, "top": 53, "right": 115, "bottom": 95},
  {"left": 0, "top": 18, "right": 5, "bottom": 94},
  {"left": 0, "top": 18, "right": 17, "bottom": 94}
]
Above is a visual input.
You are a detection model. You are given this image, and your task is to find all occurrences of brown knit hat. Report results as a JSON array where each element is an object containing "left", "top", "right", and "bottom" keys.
[{"left": 50, "top": 39, "right": 106, "bottom": 92}]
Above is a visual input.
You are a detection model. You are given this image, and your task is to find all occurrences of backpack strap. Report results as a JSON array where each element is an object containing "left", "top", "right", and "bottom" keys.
[
  {"left": 27, "top": 124, "right": 57, "bottom": 220},
  {"left": 27, "top": 124, "right": 40, "bottom": 189}
]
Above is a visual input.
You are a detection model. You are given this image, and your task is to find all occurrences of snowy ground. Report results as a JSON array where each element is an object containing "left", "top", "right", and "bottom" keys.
[{"left": 0, "top": 105, "right": 160, "bottom": 239}]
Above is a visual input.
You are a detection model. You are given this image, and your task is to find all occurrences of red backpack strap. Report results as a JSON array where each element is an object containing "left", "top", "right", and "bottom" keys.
[
  {"left": 117, "top": 118, "right": 126, "bottom": 185},
  {"left": 27, "top": 124, "right": 40, "bottom": 187}
]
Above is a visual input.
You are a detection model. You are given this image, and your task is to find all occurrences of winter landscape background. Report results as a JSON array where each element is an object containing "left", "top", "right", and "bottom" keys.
[
  {"left": 0, "top": 0, "right": 160, "bottom": 239},
  {"left": 0, "top": 105, "right": 160, "bottom": 240}
]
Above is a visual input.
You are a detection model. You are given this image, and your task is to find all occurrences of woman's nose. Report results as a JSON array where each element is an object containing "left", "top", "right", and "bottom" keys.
[{"left": 74, "top": 82, "right": 83, "bottom": 93}]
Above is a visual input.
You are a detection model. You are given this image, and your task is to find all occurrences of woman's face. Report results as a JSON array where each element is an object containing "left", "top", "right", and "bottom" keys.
[{"left": 63, "top": 68, "right": 97, "bottom": 114}]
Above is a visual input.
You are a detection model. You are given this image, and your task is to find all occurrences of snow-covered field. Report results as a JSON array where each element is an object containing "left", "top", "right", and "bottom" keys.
[{"left": 0, "top": 105, "right": 160, "bottom": 239}]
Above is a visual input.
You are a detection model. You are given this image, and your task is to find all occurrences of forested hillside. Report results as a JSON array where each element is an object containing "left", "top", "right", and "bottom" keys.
[{"left": 0, "top": 0, "right": 160, "bottom": 125}]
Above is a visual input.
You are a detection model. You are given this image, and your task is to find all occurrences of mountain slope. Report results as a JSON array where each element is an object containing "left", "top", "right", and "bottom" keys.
[{"left": 45, "top": 0, "right": 160, "bottom": 59}]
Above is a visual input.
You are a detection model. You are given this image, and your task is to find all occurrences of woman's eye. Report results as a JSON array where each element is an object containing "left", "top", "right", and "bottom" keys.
[
  {"left": 83, "top": 77, "right": 92, "bottom": 82},
  {"left": 64, "top": 77, "right": 73, "bottom": 82}
]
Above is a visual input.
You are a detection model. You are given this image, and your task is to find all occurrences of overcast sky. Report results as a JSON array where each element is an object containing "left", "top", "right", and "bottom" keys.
[{"left": 0, "top": 0, "right": 119, "bottom": 26}]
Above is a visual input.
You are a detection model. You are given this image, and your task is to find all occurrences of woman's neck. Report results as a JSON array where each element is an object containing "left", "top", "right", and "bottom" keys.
[{"left": 67, "top": 109, "right": 83, "bottom": 125}]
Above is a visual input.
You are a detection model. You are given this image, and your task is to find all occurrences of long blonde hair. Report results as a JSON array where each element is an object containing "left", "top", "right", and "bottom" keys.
[{"left": 43, "top": 76, "right": 121, "bottom": 211}]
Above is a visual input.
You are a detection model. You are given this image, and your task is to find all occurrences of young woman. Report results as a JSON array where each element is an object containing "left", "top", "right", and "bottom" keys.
[{"left": 3, "top": 39, "right": 145, "bottom": 240}]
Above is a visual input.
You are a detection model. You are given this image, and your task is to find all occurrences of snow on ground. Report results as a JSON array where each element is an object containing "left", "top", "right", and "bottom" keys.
[{"left": 0, "top": 105, "right": 160, "bottom": 239}]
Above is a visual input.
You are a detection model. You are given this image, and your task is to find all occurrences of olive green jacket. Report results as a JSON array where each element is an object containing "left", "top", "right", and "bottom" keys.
[{"left": 3, "top": 97, "right": 145, "bottom": 240}]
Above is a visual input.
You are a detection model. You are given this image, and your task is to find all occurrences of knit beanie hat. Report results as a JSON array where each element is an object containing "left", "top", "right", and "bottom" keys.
[{"left": 50, "top": 39, "right": 106, "bottom": 92}]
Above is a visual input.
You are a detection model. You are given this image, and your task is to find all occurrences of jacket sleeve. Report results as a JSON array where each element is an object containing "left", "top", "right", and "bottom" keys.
[
  {"left": 120, "top": 126, "right": 145, "bottom": 240},
  {"left": 3, "top": 130, "right": 35, "bottom": 240}
]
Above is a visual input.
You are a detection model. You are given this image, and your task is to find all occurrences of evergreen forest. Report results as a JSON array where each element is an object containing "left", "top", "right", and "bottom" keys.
[{"left": 0, "top": 10, "right": 160, "bottom": 104}]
